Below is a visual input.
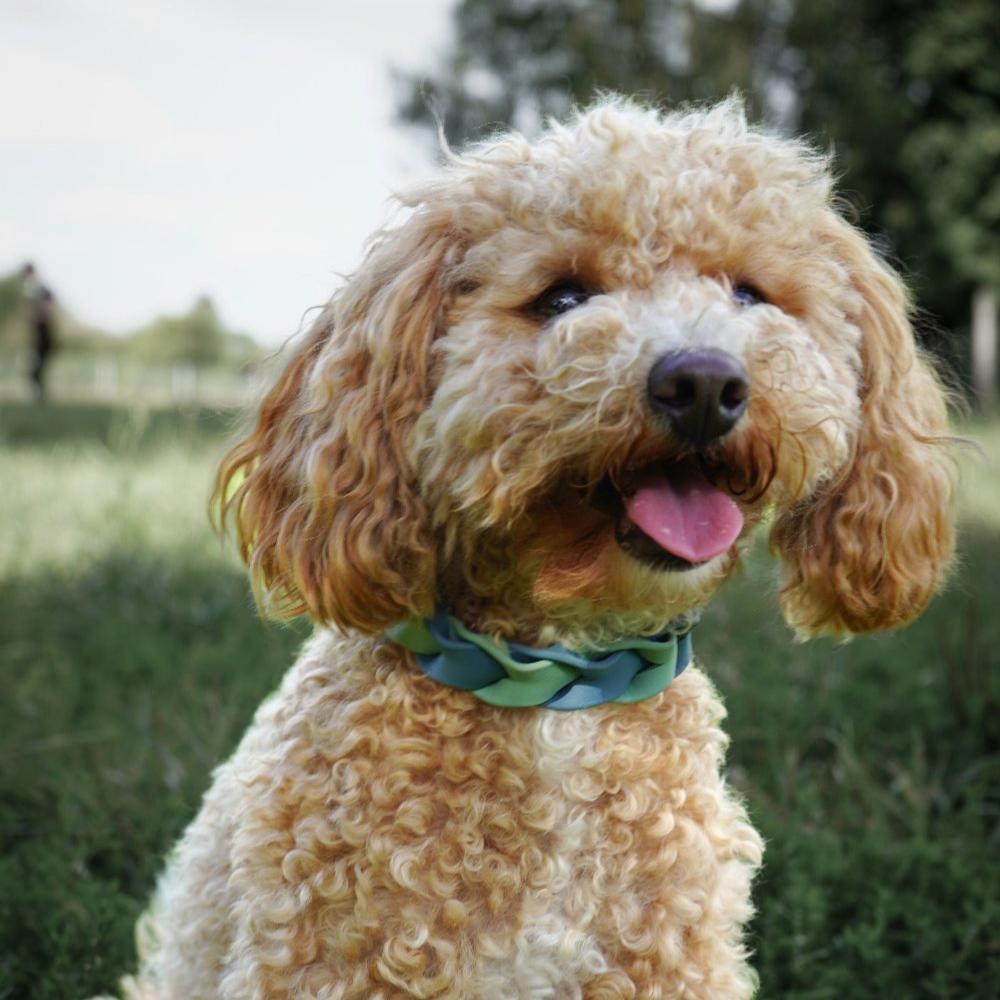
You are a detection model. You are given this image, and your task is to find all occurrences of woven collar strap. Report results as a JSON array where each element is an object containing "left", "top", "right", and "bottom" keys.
[{"left": 387, "top": 609, "right": 693, "bottom": 711}]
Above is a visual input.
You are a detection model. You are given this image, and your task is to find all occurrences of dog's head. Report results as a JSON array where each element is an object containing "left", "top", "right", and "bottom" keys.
[{"left": 217, "top": 99, "right": 954, "bottom": 645}]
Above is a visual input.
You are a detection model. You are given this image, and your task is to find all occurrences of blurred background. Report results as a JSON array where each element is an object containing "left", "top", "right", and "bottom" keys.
[{"left": 1, "top": 1, "right": 997, "bottom": 997}]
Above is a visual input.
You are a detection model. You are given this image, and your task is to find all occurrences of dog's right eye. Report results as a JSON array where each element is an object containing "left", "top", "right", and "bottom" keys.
[
  {"left": 533, "top": 282, "right": 591, "bottom": 319},
  {"left": 732, "top": 282, "right": 766, "bottom": 307}
]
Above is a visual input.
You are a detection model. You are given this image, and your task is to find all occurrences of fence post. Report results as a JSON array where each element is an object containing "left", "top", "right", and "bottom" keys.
[
  {"left": 171, "top": 362, "right": 197, "bottom": 403},
  {"left": 972, "top": 285, "right": 998, "bottom": 410},
  {"left": 95, "top": 357, "right": 120, "bottom": 400}
]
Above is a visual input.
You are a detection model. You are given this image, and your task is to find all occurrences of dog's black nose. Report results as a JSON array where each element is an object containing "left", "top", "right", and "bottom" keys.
[{"left": 648, "top": 348, "right": 749, "bottom": 445}]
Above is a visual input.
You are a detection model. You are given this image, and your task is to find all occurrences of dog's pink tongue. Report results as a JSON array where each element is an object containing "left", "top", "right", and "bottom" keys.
[{"left": 625, "top": 465, "right": 743, "bottom": 563}]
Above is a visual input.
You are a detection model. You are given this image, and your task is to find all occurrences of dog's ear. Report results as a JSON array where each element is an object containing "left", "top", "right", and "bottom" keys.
[
  {"left": 215, "top": 207, "right": 457, "bottom": 632},
  {"left": 770, "top": 218, "right": 956, "bottom": 636}
]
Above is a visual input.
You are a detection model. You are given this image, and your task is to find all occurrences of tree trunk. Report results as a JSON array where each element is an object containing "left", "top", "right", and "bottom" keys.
[{"left": 971, "top": 284, "right": 998, "bottom": 409}]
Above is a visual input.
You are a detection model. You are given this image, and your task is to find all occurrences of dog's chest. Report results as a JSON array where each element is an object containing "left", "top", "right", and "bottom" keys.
[{"left": 225, "top": 643, "right": 747, "bottom": 997}]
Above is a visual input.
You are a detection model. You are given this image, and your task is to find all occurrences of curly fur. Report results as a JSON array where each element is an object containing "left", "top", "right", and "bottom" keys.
[{"left": 122, "top": 97, "right": 955, "bottom": 999}]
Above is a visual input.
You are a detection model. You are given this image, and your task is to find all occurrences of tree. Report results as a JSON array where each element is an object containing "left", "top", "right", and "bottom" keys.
[
  {"left": 127, "top": 296, "right": 240, "bottom": 368},
  {"left": 782, "top": 0, "right": 1000, "bottom": 379},
  {"left": 898, "top": 0, "right": 1000, "bottom": 404},
  {"left": 0, "top": 272, "right": 24, "bottom": 350},
  {"left": 0, "top": 267, "right": 118, "bottom": 356},
  {"left": 396, "top": 1, "right": 757, "bottom": 145},
  {"left": 396, "top": 0, "right": 999, "bottom": 396}
]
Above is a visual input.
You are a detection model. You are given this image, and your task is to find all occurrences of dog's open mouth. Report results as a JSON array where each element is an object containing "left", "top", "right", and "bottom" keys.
[{"left": 599, "top": 460, "right": 744, "bottom": 571}]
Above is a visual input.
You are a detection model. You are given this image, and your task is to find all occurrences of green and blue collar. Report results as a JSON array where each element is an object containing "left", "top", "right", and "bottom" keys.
[{"left": 387, "top": 608, "right": 694, "bottom": 711}]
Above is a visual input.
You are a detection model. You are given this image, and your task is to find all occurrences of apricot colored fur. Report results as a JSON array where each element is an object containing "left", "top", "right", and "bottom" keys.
[{"left": 122, "top": 98, "right": 955, "bottom": 998}]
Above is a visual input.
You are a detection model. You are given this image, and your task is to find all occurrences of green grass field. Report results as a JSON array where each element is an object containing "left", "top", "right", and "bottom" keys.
[{"left": 1, "top": 401, "right": 997, "bottom": 999}]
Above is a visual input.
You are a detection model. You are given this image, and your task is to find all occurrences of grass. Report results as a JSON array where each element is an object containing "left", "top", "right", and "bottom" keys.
[
  {"left": 1, "top": 401, "right": 997, "bottom": 998},
  {"left": 0, "top": 403, "right": 308, "bottom": 997}
]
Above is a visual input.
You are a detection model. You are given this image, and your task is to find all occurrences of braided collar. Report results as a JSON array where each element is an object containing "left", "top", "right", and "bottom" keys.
[{"left": 387, "top": 608, "right": 694, "bottom": 711}]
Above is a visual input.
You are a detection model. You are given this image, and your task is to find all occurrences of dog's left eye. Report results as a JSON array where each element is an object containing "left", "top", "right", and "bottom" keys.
[
  {"left": 533, "top": 282, "right": 591, "bottom": 319},
  {"left": 732, "top": 282, "right": 766, "bottom": 307}
]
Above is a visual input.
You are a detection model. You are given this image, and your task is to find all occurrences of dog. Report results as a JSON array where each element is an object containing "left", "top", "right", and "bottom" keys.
[{"left": 121, "top": 98, "right": 955, "bottom": 999}]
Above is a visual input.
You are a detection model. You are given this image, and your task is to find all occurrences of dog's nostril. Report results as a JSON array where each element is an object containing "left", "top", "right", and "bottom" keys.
[
  {"left": 720, "top": 379, "right": 748, "bottom": 412},
  {"left": 648, "top": 349, "right": 750, "bottom": 445},
  {"left": 661, "top": 376, "right": 697, "bottom": 408}
]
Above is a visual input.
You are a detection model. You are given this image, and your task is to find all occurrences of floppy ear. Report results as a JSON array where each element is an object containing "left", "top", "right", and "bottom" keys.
[
  {"left": 770, "top": 219, "right": 956, "bottom": 636},
  {"left": 215, "top": 207, "right": 458, "bottom": 632}
]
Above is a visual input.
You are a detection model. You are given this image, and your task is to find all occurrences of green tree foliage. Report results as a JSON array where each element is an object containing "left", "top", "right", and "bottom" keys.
[
  {"left": 900, "top": 0, "right": 1000, "bottom": 291},
  {"left": 397, "top": 0, "right": 999, "bottom": 346},
  {"left": 0, "top": 272, "right": 26, "bottom": 350},
  {"left": 396, "top": 0, "right": 736, "bottom": 143},
  {"left": 0, "top": 270, "right": 115, "bottom": 355},
  {"left": 126, "top": 295, "right": 257, "bottom": 369},
  {"left": 782, "top": 0, "right": 1000, "bottom": 346},
  {"left": 0, "top": 271, "right": 261, "bottom": 369}
]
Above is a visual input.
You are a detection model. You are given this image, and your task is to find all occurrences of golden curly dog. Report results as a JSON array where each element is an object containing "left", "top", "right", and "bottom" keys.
[{"left": 122, "top": 99, "right": 955, "bottom": 999}]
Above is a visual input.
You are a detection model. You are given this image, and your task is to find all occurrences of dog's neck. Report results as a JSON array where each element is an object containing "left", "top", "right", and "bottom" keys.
[
  {"left": 433, "top": 524, "right": 724, "bottom": 651},
  {"left": 436, "top": 588, "right": 703, "bottom": 653},
  {"left": 388, "top": 606, "right": 697, "bottom": 711}
]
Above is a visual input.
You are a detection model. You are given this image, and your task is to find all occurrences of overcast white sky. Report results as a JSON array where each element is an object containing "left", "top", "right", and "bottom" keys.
[{"left": 0, "top": 0, "right": 455, "bottom": 343}]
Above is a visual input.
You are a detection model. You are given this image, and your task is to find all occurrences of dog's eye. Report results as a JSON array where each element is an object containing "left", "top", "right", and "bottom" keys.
[
  {"left": 732, "top": 282, "right": 766, "bottom": 307},
  {"left": 533, "top": 282, "right": 590, "bottom": 319}
]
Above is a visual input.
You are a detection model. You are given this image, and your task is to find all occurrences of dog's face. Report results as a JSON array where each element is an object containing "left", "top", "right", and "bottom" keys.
[{"left": 219, "top": 100, "right": 954, "bottom": 645}]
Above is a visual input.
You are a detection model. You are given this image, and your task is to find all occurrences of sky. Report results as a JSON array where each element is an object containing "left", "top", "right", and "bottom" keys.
[{"left": 0, "top": 0, "right": 455, "bottom": 344}]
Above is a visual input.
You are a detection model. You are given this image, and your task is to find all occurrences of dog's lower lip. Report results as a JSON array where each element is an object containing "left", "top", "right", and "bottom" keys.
[{"left": 615, "top": 522, "right": 704, "bottom": 571}]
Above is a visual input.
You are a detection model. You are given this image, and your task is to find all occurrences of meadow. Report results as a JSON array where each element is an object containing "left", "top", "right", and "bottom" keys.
[{"left": 1, "top": 400, "right": 997, "bottom": 999}]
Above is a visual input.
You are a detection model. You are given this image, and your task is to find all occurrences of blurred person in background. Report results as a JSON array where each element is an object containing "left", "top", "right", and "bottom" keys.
[{"left": 20, "top": 262, "right": 57, "bottom": 402}]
